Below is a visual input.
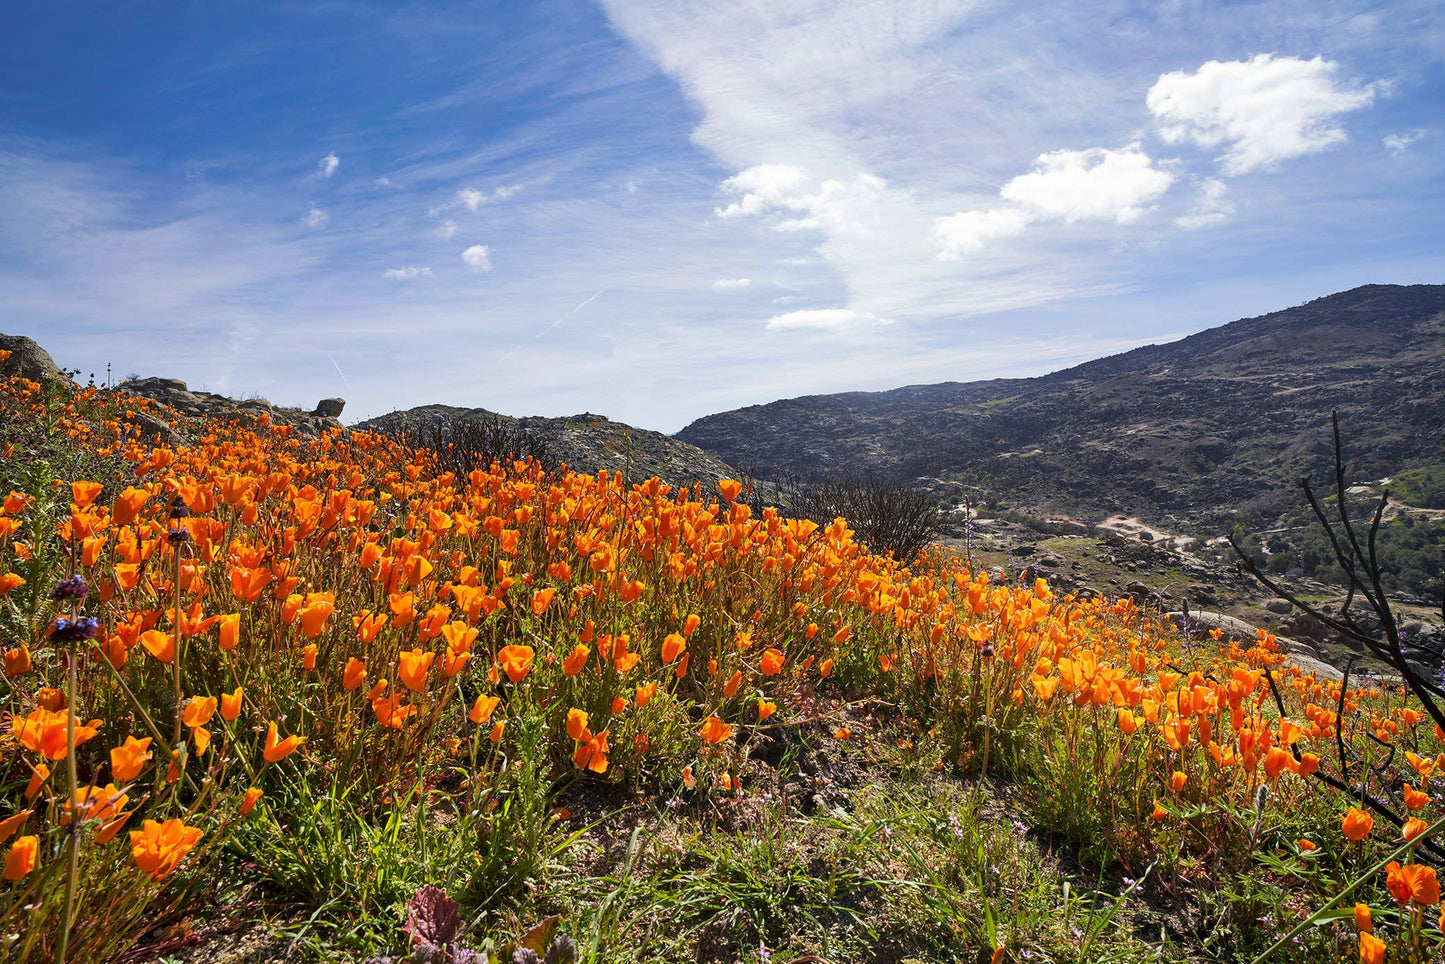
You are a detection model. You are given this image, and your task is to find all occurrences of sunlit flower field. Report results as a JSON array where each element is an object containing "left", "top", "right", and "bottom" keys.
[{"left": 2, "top": 362, "right": 1443, "bottom": 964}]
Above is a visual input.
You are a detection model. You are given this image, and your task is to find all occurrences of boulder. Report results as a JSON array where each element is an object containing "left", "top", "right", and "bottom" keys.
[
  {"left": 0, "top": 333, "right": 68, "bottom": 383},
  {"left": 122, "top": 377, "right": 204, "bottom": 412},
  {"left": 313, "top": 397, "right": 346, "bottom": 418}
]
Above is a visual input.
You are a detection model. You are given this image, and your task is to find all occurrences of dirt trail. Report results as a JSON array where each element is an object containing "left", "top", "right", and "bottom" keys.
[{"left": 1096, "top": 515, "right": 1197, "bottom": 554}]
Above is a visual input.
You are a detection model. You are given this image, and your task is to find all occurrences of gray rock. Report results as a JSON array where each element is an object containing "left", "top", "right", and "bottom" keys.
[
  {"left": 0, "top": 333, "right": 68, "bottom": 383},
  {"left": 1265, "top": 599, "right": 1292, "bottom": 614},
  {"left": 312, "top": 397, "right": 346, "bottom": 418}
]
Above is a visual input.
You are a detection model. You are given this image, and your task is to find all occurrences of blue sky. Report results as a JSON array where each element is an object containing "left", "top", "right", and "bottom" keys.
[{"left": 2, "top": 1, "right": 1441, "bottom": 432}]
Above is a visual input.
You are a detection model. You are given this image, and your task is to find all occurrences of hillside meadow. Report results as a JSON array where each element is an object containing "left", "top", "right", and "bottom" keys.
[{"left": 2, "top": 363, "right": 1444, "bottom": 964}]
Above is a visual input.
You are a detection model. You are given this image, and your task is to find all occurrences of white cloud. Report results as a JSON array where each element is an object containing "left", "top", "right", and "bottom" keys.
[
  {"left": 436, "top": 219, "right": 458, "bottom": 239},
  {"left": 935, "top": 208, "right": 1031, "bottom": 259},
  {"left": 765, "top": 307, "right": 888, "bottom": 330},
  {"left": 1000, "top": 144, "right": 1174, "bottom": 224},
  {"left": 303, "top": 207, "right": 329, "bottom": 228},
  {"left": 373, "top": 176, "right": 392, "bottom": 187},
  {"left": 318, "top": 153, "right": 340, "bottom": 178},
  {"left": 1147, "top": 55, "right": 1378, "bottom": 175},
  {"left": 605, "top": 1, "right": 1162, "bottom": 326},
  {"left": 715, "top": 164, "right": 810, "bottom": 219},
  {"left": 1174, "top": 179, "right": 1236, "bottom": 230},
  {"left": 461, "top": 244, "right": 492, "bottom": 270},
  {"left": 383, "top": 265, "right": 433, "bottom": 280},
  {"left": 431, "top": 184, "right": 524, "bottom": 216},
  {"left": 935, "top": 144, "right": 1172, "bottom": 257},
  {"left": 716, "top": 165, "right": 887, "bottom": 236},
  {"left": 456, "top": 188, "right": 486, "bottom": 213},
  {"left": 712, "top": 277, "right": 752, "bottom": 289},
  {"left": 1383, "top": 129, "right": 1426, "bottom": 155}
]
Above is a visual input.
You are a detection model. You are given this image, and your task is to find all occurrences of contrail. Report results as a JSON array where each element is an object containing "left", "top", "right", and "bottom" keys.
[
  {"left": 542, "top": 288, "right": 605, "bottom": 338},
  {"left": 496, "top": 289, "right": 606, "bottom": 365},
  {"left": 329, "top": 355, "right": 351, "bottom": 387}
]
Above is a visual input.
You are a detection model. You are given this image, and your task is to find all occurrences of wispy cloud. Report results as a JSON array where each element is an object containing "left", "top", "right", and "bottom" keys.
[
  {"left": 1174, "top": 179, "right": 1236, "bottom": 230},
  {"left": 766, "top": 308, "right": 888, "bottom": 330},
  {"left": 383, "top": 265, "right": 433, "bottom": 280},
  {"left": 303, "top": 206, "right": 329, "bottom": 228},
  {"left": 317, "top": 152, "right": 340, "bottom": 178},
  {"left": 428, "top": 184, "right": 524, "bottom": 216},
  {"left": 712, "top": 277, "right": 752, "bottom": 290},
  {"left": 1383, "top": 129, "right": 1426, "bottom": 155}
]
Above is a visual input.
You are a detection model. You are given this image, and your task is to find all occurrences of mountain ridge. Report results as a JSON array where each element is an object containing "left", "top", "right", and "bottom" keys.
[{"left": 675, "top": 283, "right": 1445, "bottom": 531}]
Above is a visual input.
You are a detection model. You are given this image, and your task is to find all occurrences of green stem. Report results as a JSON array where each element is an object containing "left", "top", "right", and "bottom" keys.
[
  {"left": 172, "top": 543, "right": 183, "bottom": 748},
  {"left": 54, "top": 648, "right": 78, "bottom": 964},
  {"left": 1250, "top": 810, "right": 1445, "bottom": 964}
]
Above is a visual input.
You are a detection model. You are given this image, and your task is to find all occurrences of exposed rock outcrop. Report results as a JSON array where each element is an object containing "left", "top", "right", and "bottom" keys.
[
  {"left": 120, "top": 378, "right": 343, "bottom": 439},
  {"left": 0, "top": 334, "right": 69, "bottom": 383}
]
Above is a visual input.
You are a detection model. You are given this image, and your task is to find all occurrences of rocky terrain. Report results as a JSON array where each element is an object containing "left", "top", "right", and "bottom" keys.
[{"left": 357, "top": 405, "right": 738, "bottom": 489}]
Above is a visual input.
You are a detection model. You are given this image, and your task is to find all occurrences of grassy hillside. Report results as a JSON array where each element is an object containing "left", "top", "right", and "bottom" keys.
[{"left": 2, "top": 366, "right": 1445, "bottom": 964}]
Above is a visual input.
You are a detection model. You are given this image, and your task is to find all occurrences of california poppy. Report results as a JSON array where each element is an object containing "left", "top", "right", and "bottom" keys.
[
  {"left": 130, "top": 819, "right": 203, "bottom": 879},
  {"left": 262, "top": 722, "right": 305, "bottom": 763},
  {"left": 111, "top": 736, "right": 153, "bottom": 782}
]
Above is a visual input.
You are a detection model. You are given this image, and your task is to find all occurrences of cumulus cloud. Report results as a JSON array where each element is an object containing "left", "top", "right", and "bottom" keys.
[
  {"left": 715, "top": 164, "right": 810, "bottom": 219},
  {"left": 1174, "top": 179, "right": 1236, "bottom": 230},
  {"left": 936, "top": 144, "right": 1173, "bottom": 258},
  {"left": 318, "top": 153, "right": 340, "bottom": 178},
  {"left": 715, "top": 165, "right": 886, "bottom": 236},
  {"left": 1383, "top": 129, "right": 1426, "bottom": 155},
  {"left": 461, "top": 244, "right": 492, "bottom": 270},
  {"left": 765, "top": 307, "right": 888, "bottom": 330},
  {"left": 383, "top": 265, "right": 433, "bottom": 280},
  {"left": 1147, "top": 54, "right": 1378, "bottom": 175},
  {"left": 1001, "top": 144, "right": 1174, "bottom": 224},
  {"left": 712, "top": 277, "right": 752, "bottom": 289},
  {"left": 302, "top": 206, "right": 329, "bottom": 228}
]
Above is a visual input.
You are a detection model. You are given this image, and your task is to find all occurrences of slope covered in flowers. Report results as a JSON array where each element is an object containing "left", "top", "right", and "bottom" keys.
[{"left": 2, "top": 369, "right": 1444, "bottom": 963}]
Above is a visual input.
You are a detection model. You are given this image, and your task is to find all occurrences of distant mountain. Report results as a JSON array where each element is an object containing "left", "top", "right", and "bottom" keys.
[
  {"left": 357, "top": 405, "right": 738, "bottom": 490},
  {"left": 675, "top": 284, "right": 1445, "bottom": 530}
]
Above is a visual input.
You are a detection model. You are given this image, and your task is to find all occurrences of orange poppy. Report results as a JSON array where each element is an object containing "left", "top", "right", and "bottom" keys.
[
  {"left": 4, "top": 836, "right": 37, "bottom": 881},
  {"left": 262, "top": 722, "right": 305, "bottom": 763},
  {"left": 497, "top": 644, "right": 535, "bottom": 683},
  {"left": 1343, "top": 807, "right": 1374, "bottom": 842},
  {"left": 343, "top": 658, "right": 367, "bottom": 691},
  {"left": 129, "top": 819, "right": 203, "bottom": 879},
  {"left": 110, "top": 736, "right": 153, "bottom": 782},
  {"left": 397, "top": 649, "right": 435, "bottom": 693},
  {"left": 700, "top": 716, "right": 732, "bottom": 744},
  {"left": 469, "top": 695, "right": 500, "bottom": 725}
]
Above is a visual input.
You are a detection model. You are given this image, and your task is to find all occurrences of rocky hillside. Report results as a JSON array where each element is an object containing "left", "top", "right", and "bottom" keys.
[
  {"left": 676, "top": 284, "right": 1445, "bottom": 532},
  {"left": 357, "top": 405, "right": 738, "bottom": 490}
]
